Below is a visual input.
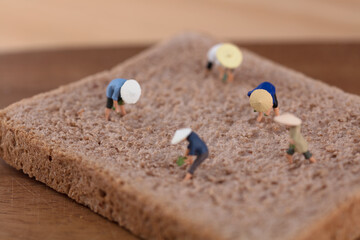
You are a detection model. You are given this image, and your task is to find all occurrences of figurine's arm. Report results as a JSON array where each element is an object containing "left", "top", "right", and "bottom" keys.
[
  {"left": 113, "top": 100, "right": 121, "bottom": 113},
  {"left": 184, "top": 149, "right": 189, "bottom": 157},
  {"left": 184, "top": 149, "right": 194, "bottom": 165}
]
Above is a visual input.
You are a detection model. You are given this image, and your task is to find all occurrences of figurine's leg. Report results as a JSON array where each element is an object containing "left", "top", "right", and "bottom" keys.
[
  {"left": 185, "top": 153, "right": 208, "bottom": 181},
  {"left": 274, "top": 107, "right": 280, "bottom": 116},
  {"left": 257, "top": 112, "right": 263, "bottom": 122},
  {"left": 205, "top": 61, "right": 212, "bottom": 76},
  {"left": 304, "top": 151, "right": 316, "bottom": 163},
  {"left": 105, "top": 98, "right": 113, "bottom": 121},
  {"left": 219, "top": 66, "right": 225, "bottom": 80},
  {"left": 227, "top": 70, "right": 234, "bottom": 83},
  {"left": 120, "top": 105, "right": 126, "bottom": 116},
  {"left": 105, "top": 108, "right": 111, "bottom": 121},
  {"left": 286, "top": 154, "right": 293, "bottom": 164},
  {"left": 286, "top": 144, "right": 295, "bottom": 164},
  {"left": 265, "top": 108, "right": 271, "bottom": 116}
]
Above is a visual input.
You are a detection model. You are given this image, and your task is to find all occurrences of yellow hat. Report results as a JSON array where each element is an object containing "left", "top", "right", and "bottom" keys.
[
  {"left": 216, "top": 43, "right": 243, "bottom": 69},
  {"left": 274, "top": 113, "right": 302, "bottom": 126},
  {"left": 249, "top": 89, "right": 273, "bottom": 113}
]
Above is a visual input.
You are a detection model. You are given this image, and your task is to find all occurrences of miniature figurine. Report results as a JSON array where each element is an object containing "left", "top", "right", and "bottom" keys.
[
  {"left": 205, "top": 43, "right": 223, "bottom": 76},
  {"left": 105, "top": 78, "right": 141, "bottom": 121},
  {"left": 216, "top": 43, "right": 243, "bottom": 83},
  {"left": 274, "top": 113, "right": 316, "bottom": 164},
  {"left": 171, "top": 128, "right": 209, "bottom": 181},
  {"left": 248, "top": 81, "right": 280, "bottom": 122}
]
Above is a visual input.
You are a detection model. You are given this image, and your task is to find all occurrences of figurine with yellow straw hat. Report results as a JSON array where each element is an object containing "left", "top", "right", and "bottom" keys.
[
  {"left": 171, "top": 128, "right": 209, "bottom": 181},
  {"left": 248, "top": 81, "right": 280, "bottom": 122},
  {"left": 216, "top": 43, "right": 243, "bottom": 83},
  {"left": 274, "top": 113, "right": 316, "bottom": 164}
]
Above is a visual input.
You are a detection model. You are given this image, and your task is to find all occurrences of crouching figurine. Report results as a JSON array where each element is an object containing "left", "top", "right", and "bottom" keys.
[
  {"left": 171, "top": 128, "right": 209, "bottom": 181},
  {"left": 105, "top": 78, "right": 141, "bottom": 121},
  {"left": 274, "top": 113, "right": 316, "bottom": 164},
  {"left": 248, "top": 81, "right": 280, "bottom": 122}
]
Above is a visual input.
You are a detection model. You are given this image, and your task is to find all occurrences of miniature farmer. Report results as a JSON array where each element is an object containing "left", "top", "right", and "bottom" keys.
[
  {"left": 205, "top": 43, "right": 223, "bottom": 75},
  {"left": 105, "top": 78, "right": 141, "bottom": 121},
  {"left": 248, "top": 81, "right": 280, "bottom": 122},
  {"left": 274, "top": 113, "right": 316, "bottom": 164},
  {"left": 216, "top": 43, "right": 243, "bottom": 83},
  {"left": 171, "top": 128, "right": 209, "bottom": 181}
]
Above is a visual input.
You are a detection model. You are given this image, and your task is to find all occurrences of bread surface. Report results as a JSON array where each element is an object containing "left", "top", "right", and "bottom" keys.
[{"left": 1, "top": 33, "right": 360, "bottom": 240}]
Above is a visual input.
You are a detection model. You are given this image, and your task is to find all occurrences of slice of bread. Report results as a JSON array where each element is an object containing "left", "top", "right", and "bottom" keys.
[{"left": 1, "top": 33, "right": 360, "bottom": 240}]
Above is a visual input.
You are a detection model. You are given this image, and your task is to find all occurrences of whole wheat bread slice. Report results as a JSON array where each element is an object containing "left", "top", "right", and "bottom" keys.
[{"left": 1, "top": 33, "right": 360, "bottom": 240}]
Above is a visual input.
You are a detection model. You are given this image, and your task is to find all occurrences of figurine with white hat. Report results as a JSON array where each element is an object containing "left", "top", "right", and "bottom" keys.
[
  {"left": 205, "top": 43, "right": 223, "bottom": 76},
  {"left": 105, "top": 78, "right": 141, "bottom": 120},
  {"left": 216, "top": 43, "right": 243, "bottom": 83},
  {"left": 171, "top": 128, "right": 209, "bottom": 181},
  {"left": 274, "top": 113, "right": 316, "bottom": 164},
  {"left": 248, "top": 81, "right": 280, "bottom": 122}
]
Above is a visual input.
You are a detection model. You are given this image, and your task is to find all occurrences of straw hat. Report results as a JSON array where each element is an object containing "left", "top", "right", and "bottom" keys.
[
  {"left": 121, "top": 79, "right": 141, "bottom": 104},
  {"left": 171, "top": 128, "right": 192, "bottom": 145},
  {"left": 249, "top": 89, "right": 273, "bottom": 113},
  {"left": 274, "top": 113, "right": 302, "bottom": 126},
  {"left": 216, "top": 43, "right": 243, "bottom": 69}
]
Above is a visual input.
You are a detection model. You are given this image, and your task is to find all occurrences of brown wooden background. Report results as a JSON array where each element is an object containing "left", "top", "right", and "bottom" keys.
[{"left": 0, "top": 43, "right": 359, "bottom": 240}]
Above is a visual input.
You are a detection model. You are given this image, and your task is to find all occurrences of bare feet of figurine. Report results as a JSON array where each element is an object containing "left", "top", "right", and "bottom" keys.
[
  {"left": 274, "top": 107, "right": 280, "bottom": 116},
  {"left": 309, "top": 157, "right": 316, "bottom": 163},
  {"left": 286, "top": 154, "right": 293, "bottom": 164},
  {"left": 183, "top": 173, "right": 193, "bottom": 181},
  {"left": 257, "top": 112, "right": 263, "bottom": 122}
]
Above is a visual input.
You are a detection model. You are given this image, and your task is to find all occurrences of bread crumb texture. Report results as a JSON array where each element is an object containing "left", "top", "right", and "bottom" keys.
[{"left": 1, "top": 33, "right": 360, "bottom": 240}]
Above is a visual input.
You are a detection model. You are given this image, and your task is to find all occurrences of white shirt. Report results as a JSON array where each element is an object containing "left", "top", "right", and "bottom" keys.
[{"left": 207, "top": 43, "right": 223, "bottom": 65}]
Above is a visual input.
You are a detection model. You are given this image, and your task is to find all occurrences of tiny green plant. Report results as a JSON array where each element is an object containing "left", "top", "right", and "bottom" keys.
[
  {"left": 176, "top": 156, "right": 186, "bottom": 166},
  {"left": 222, "top": 73, "right": 228, "bottom": 83}
]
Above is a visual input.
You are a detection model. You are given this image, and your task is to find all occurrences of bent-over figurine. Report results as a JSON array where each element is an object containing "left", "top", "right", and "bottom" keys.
[
  {"left": 171, "top": 128, "right": 209, "bottom": 181},
  {"left": 274, "top": 113, "right": 316, "bottom": 164},
  {"left": 248, "top": 81, "right": 280, "bottom": 122},
  {"left": 105, "top": 78, "right": 141, "bottom": 120},
  {"left": 216, "top": 43, "right": 243, "bottom": 83}
]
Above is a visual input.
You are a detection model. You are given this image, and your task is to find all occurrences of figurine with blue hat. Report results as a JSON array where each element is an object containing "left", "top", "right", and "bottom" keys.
[{"left": 248, "top": 81, "right": 280, "bottom": 122}]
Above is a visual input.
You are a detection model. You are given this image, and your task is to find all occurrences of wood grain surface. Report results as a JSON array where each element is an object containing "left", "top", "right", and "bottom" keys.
[
  {"left": 1, "top": 0, "right": 360, "bottom": 52},
  {"left": 0, "top": 43, "right": 359, "bottom": 240}
]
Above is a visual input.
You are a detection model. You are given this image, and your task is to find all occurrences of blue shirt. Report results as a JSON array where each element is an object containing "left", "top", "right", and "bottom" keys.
[
  {"left": 106, "top": 78, "right": 127, "bottom": 100},
  {"left": 247, "top": 81, "right": 277, "bottom": 104},
  {"left": 187, "top": 132, "right": 208, "bottom": 156}
]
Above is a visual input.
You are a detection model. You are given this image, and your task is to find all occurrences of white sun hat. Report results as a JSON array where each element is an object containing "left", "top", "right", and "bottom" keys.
[
  {"left": 207, "top": 43, "right": 223, "bottom": 63},
  {"left": 249, "top": 89, "right": 273, "bottom": 113},
  {"left": 171, "top": 128, "right": 192, "bottom": 145},
  {"left": 121, "top": 79, "right": 141, "bottom": 104},
  {"left": 274, "top": 113, "right": 302, "bottom": 126},
  {"left": 216, "top": 43, "right": 243, "bottom": 69}
]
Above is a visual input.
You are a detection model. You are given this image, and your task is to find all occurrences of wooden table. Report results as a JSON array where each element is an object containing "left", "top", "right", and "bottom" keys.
[{"left": 0, "top": 43, "right": 359, "bottom": 240}]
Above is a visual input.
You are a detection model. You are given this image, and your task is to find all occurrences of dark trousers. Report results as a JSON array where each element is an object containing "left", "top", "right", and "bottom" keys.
[{"left": 188, "top": 152, "right": 209, "bottom": 175}]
